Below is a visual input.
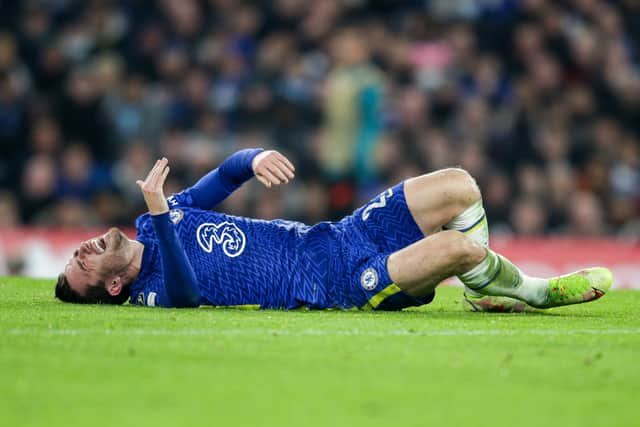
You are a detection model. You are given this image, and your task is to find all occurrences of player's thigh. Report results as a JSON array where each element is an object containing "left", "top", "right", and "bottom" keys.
[
  {"left": 387, "top": 230, "right": 485, "bottom": 297},
  {"left": 403, "top": 169, "right": 481, "bottom": 235}
]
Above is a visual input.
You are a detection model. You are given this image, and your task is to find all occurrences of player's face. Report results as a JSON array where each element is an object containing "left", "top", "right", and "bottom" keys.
[{"left": 63, "top": 228, "right": 132, "bottom": 295}]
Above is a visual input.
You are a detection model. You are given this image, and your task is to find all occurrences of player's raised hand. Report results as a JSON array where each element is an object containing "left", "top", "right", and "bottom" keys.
[
  {"left": 136, "top": 157, "right": 171, "bottom": 215},
  {"left": 252, "top": 150, "right": 295, "bottom": 188}
]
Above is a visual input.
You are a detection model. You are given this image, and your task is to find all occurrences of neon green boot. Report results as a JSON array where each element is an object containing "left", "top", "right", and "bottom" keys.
[{"left": 532, "top": 267, "right": 613, "bottom": 309}]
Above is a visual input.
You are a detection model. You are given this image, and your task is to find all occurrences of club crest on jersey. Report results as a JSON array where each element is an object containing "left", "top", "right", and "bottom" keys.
[
  {"left": 169, "top": 209, "right": 184, "bottom": 224},
  {"left": 196, "top": 221, "right": 246, "bottom": 258},
  {"left": 360, "top": 267, "right": 379, "bottom": 291}
]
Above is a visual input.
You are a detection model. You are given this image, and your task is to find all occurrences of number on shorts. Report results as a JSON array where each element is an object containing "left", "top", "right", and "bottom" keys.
[{"left": 362, "top": 189, "right": 393, "bottom": 221}]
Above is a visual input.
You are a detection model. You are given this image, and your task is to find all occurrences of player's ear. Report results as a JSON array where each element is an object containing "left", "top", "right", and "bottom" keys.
[{"left": 106, "top": 276, "right": 123, "bottom": 296}]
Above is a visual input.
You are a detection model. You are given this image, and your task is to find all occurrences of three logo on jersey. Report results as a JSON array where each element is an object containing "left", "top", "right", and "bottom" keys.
[
  {"left": 196, "top": 221, "right": 246, "bottom": 257},
  {"left": 170, "top": 208, "right": 248, "bottom": 258}
]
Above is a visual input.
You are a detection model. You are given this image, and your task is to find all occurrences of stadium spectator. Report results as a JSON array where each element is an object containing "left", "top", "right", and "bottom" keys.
[
  {"left": 0, "top": 191, "right": 19, "bottom": 228},
  {"left": 19, "top": 154, "right": 57, "bottom": 223},
  {"left": 0, "top": 0, "right": 638, "bottom": 238}
]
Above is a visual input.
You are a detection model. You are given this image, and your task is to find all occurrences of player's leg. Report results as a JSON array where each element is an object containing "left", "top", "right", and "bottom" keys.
[
  {"left": 387, "top": 230, "right": 613, "bottom": 308},
  {"left": 354, "top": 168, "right": 517, "bottom": 310},
  {"left": 357, "top": 169, "right": 611, "bottom": 309},
  {"left": 386, "top": 230, "right": 486, "bottom": 297},
  {"left": 353, "top": 168, "right": 484, "bottom": 253},
  {"left": 403, "top": 169, "right": 530, "bottom": 311},
  {"left": 402, "top": 168, "right": 483, "bottom": 236},
  {"left": 358, "top": 168, "right": 491, "bottom": 294}
]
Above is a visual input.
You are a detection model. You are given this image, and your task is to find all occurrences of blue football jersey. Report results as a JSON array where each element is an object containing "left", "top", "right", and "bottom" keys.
[
  {"left": 129, "top": 204, "right": 336, "bottom": 309},
  {"left": 129, "top": 182, "right": 431, "bottom": 311}
]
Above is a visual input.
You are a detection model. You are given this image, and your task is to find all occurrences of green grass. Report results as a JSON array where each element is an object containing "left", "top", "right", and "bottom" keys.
[{"left": 1, "top": 277, "right": 639, "bottom": 427}]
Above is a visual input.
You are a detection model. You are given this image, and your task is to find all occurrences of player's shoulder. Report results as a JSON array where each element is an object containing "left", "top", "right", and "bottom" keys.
[
  {"left": 134, "top": 212, "right": 154, "bottom": 238},
  {"left": 167, "top": 190, "right": 194, "bottom": 209},
  {"left": 135, "top": 206, "right": 222, "bottom": 232},
  {"left": 133, "top": 209, "right": 186, "bottom": 237}
]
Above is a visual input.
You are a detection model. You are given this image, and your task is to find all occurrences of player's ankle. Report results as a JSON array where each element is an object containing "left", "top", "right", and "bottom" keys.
[{"left": 514, "top": 275, "right": 549, "bottom": 307}]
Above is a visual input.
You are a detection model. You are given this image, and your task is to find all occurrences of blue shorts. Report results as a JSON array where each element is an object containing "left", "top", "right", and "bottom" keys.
[{"left": 333, "top": 182, "right": 435, "bottom": 311}]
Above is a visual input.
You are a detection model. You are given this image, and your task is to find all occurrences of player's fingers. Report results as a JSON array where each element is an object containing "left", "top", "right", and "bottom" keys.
[
  {"left": 136, "top": 180, "right": 144, "bottom": 189},
  {"left": 266, "top": 161, "right": 289, "bottom": 183},
  {"left": 256, "top": 174, "right": 271, "bottom": 188},
  {"left": 148, "top": 158, "right": 168, "bottom": 188},
  {"left": 262, "top": 169, "right": 281, "bottom": 185},
  {"left": 274, "top": 157, "right": 295, "bottom": 179},
  {"left": 275, "top": 153, "right": 295, "bottom": 172},
  {"left": 159, "top": 165, "right": 170, "bottom": 187},
  {"left": 144, "top": 159, "right": 163, "bottom": 187},
  {"left": 143, "top": 159, "right": 161, "bottom": 183},
  {"left": 259, "top": 167, "right": 281, "bottom": 185},
  {"left": 273, "top": 153, "right": 294, "bottom": 171}
]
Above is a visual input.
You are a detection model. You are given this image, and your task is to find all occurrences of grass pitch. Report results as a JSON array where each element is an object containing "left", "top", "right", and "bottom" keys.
[{"left": 1, "top": 277, "right": 638, "bottom": 427}]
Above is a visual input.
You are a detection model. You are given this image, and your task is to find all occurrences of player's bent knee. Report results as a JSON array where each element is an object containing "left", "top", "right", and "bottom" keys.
[
  {"left": 439, "top": 230, "right": 485, "bottom": 272},
  {"left": 440, "top": 168, "right": 481, "bottom": 204}
]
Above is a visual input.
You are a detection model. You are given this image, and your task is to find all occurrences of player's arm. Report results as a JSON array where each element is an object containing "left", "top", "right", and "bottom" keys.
[
  {"left": 170, "top": 148, "right": 295, "bottom": 210},
  {"left": 137, "top": 158, "right": 201, "bottom": 308}
]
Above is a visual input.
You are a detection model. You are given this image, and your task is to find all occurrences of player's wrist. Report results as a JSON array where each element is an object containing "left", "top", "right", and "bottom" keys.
[
  {"left": 251, "top": 150, "right": 268, "bottom": 174},
  {"left": 146, "top": 198, "right": 170, "bottom": 215},
  {"left": 149, "top": 208, "right": 170, "bottom": 216}
]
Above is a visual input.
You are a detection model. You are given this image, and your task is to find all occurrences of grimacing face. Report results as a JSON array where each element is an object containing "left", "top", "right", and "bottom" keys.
[{"left": 63, "top": 227, "right": 134, "bottom": 297}]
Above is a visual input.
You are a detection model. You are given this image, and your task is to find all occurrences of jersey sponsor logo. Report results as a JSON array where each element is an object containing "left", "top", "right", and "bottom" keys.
[
  {"left": 196, "top": 221, "right": 246, "bottom": 257},
  {"left": 169, "top": 209, "right": 184, "bottom": 224},
  {"left": 136, "top": 292, "right": 145, "bottom": 305},
  {"left": 167, "top": 195, "right": 179, "bottom": 206},
  {"left": 360, "top": 267, "right": 379, "bottom": 291},
  {"left": 362, "top": 188, "right": 393, "bottom": 221}
]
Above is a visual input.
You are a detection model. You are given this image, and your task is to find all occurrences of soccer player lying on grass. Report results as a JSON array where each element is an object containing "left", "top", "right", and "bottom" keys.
[{"left": 55, "top": 148, "right": 613, "bottom": 311}]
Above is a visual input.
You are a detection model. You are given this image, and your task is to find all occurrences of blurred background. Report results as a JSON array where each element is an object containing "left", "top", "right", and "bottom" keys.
[{"left": 1, "top": 0, "right": 640, "bottom": 280}]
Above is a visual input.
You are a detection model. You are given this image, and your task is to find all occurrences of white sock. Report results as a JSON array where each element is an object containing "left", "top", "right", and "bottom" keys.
[
  {"left": 445, "top": 200, "right": 489, "bottom": 296},
  {"left": 458, "top": 250, "right": 549, "bottom": 306},
  {"left": 445, "top": 200, "right": 488, "bottom": 246}
]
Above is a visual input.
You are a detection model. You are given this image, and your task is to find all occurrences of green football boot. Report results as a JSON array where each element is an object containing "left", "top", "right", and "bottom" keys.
[
  {"left": 463, "top": 267, "right": 613, "bottom": 312},
  {"left": 532, "top": 267, "right": 613, "bottom": 309}
]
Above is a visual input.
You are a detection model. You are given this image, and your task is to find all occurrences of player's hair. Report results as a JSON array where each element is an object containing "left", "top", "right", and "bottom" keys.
[{"left": 55, "top": 273, "right": 130, "bottom": 305}]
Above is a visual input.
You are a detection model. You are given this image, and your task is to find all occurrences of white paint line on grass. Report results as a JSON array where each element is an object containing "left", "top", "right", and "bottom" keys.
[{"left": 2, "top": 328, "right": 640, "bottom": 337}]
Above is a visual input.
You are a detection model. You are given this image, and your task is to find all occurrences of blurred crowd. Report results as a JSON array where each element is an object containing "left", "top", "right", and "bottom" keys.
[{"left": 1, "top": 0, "right": 640, "bottom": 237}]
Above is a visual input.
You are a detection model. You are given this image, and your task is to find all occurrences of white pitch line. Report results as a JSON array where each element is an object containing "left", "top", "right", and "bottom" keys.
[{"left": 2, "top": 328, "right": 640, "bottom": 337}]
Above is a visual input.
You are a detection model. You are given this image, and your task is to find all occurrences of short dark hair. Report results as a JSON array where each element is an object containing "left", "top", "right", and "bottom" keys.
[{"left": 55, "top": 273, "right": 130, "bottom": 305}]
